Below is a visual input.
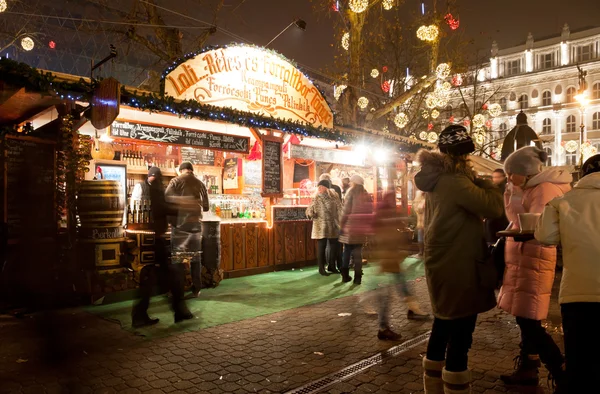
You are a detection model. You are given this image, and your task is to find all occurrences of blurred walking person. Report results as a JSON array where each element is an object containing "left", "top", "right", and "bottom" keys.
[
  {"left": 415, "top": 125, "right": 504, "bottom": 394},
  {"left": 132, "top": 167, "right": 194, "bottom": 327},
  {"left": 498, "top": 147, "right": 571, "bottom": 392},
  {"left": 535, "top": 154, "right": 600, "bottom": 393},
  {"left": 306, "top": 180, "right": 343, "bottom": 276},
  {"left": 412, "top": 190, "right": 426, "bottom": 258},
  {"left": 339, "top": 175, "right": 373, "bottom": 285},
  {"left": 372, "top": 188, "right": 429, "bottom": 341}
]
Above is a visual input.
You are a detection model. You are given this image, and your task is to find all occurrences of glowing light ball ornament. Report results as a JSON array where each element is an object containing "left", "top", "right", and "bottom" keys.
[
  {"left": 394, "top": 112, "right": 409, "bottom": 128},
  {"left": 427, "top": 132, "right": 438, "bottom": 143},
  {"left": 474, "top": 133, "right": 486, "bottom": 145},
  {"left": 0, "top": 0, "right": 7, "bottom": 13},
  {"left": 421, "top": 110, "right": 429, "bottom": 119},
  {"left": 357, "top": 96, "right": 369, "bottom": 109},
  {"left": 444, "top": 13, "right": 460, "bottom": 30},
  {"left": 417, "top": 25, "right": 439, "bottom": 42},
  {"left": 341, "top": 32, "right": 350, "bottom": 51},
  {"left": 431, "top": 109, "right": 440, "bottom": 119},
  {"left": 48, "top": 40, "right": 56, "bottom": 49},
  {"left": 349, "top": 0, "right": 369, "bottom": 13},
  {"left": 425, "top": 94, "right": 437, "bottom": 109},
  {"left": 436, "top": 63, "right": 451, "bottom": 79},
  {"left": 452, "top": 74, "right": 463, "bottom": 87},
  {"left": 382, "top": 0, "right": 394, "bottom": 10},
  {"left": 427, "top": 123, "right": 434, "bottom": 131},
  {"left": 334, "top": 85, "right": 347, "bottom": 101},
  {"left": 472, "top": 114, "right": 486, "bottom": 128},
  {"left": 565, "top": 140, "right": 578, "bottom": 153},
  {"left": 419, "top": 131, "right": 428, "bottom": 140},
  {"left": 488, "top": 103, "right": 502, "bottom": 117},
  {"left": 381, "top": 81, "right": 391, "bottom": 93},
  {"left": 21, "top": 36, "right": 34, "bottom": 51},
  {"left": 371, "top": 68, "right": 380, "bottom": 78},
  {"left": 485, "top": 120, "right": 493, "bottom": 128}
]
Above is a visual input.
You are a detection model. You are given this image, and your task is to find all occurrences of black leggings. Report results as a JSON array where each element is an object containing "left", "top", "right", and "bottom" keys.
[
  {"left": 426, "top": 315, "right": 478, "bottom": 372},
  {"left": 516, "top": 316, "right": 564, "bottom": 373}
]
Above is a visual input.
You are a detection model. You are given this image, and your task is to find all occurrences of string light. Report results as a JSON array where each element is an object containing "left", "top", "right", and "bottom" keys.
[
  {"left": 417, "top": 25, "right": 439, "bottom": 42},
  {"left": 341, "top": 32, "right": 350, "bottom": 51},
  {"left": 334, "top": 84, "right": 347, "bottom": 101},
  {"left": 427, "top": 132, "right": 438, "bottom": 143},
  {"left": 382, "top": 0, "right": 394, "bottom": 10},
  {"left": 21, "top": 37, "right": 34, "bottom": 51},
  {"left": 431, "top": 109, "right": 440, "bottom": 119},
  {"left": 0, "top": 0, "right": 7, "bottom": 13},
  {"left": 436, "top": 63, "right": 451, "bottom": 79},
  {"left": 348, "top": 0, "right": 369, "bottom": 13},
  {"left": 472, "top": 114, "right": 486, "bottom": 128},
  {"left": 394, "top": 112, "right": 409, "bottom": 128},
  {"left": 371, "top": 68, "right": 379, "bottom": 78},
  {"left": 488, "top": 103, "right": 502, "bottom": 117},
  {"left": 357, "top": 96, "right": 369, "bottom": 109}
]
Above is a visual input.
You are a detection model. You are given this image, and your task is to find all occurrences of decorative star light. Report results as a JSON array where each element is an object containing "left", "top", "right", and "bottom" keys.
[
  {"left": 394, "top": 112, "right": 409, "bottom": 128},
  {"left": 21, "top": 36, "right": 34, "bottom": 51},
  {"left": 417, "top": 25, "right": 439, "bottom": 42},
  {"left": 431, "top": 109, "right": 440, "bottom": 119},
  {"left": 472, "top": 114, "right": 486, "bottom": 128},
  {"left": 427, "top": 132, "right": 438, "bottom": 143},
  {"left": 349, "top": 0, "right": 369, "bottom": 13},
  {"left": 488, "top": 103, "right": 502, "bottom": 117},
  {"left": 436, "top": 63, "right": 451, "bottom": 79},
  {"left": 419, "top": 131, "right": 428, "bottom": 140},
  {"left": 382, "top": 0, "right": 394, "bottom": 10},
  {"left": 371, "top": 68, "right": 380, "bottom": 78},
  {"left": 357, "top": 96, "right": 369, "bottom": 109},
  {"left": 334, "top": 84, "right": 347, "bottom": 101},
  {"left": 341, "top": 32, "right": 350, "bottom": 51}
]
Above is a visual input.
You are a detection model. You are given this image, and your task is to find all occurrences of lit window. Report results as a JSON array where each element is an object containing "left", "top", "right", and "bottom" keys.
[
  {"left": 566, "top": 152, "right": 578, "bottom": 166},
  {"left": 593, "top": 112, "right": 600, "bottom": 130},
  {"left": 566, "top": 87, "right": 577, "bottom": 103},
  {"left": 577, "top": 45, "right": 592, "bottom": 62},
  {"left": 540, "top": 53, "right": 553, "bottom": 69},
  {"left": 519, "top": 94, "right": 529, "bottom": 109},
  {"left": 593, "top": 82, "right": 600, "bottom": 100},
  {"left": 566, "top": 115, "right": 577, "bottom": 133},
  {"left": 542, "top": 91, "right": 552, "bottom": 106},
  {"left": 506, "top": 60, "right": 521, "bottom": 76},
  {"left": 544, "top": 147, "right": 553, "bottom": 166},
  {"left": 542, "top": 118, "right": 552, "bottom": 135}
]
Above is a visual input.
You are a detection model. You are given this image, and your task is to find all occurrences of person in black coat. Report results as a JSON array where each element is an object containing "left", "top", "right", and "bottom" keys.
[
  {"left": 132, "top": 167, "right": 194, "bottom": 328},
  {"left": 484, "top": 169, "right": 510, "bottom": 245}
]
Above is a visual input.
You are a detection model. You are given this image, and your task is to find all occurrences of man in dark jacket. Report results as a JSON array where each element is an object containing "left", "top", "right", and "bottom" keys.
[
  {"left": 132, "top": 167, "right": 194, "bottom": 327},
  {"left": 166, "top": 162, "right": 210, "bottom": 297},
  {"left": 484, "top": 168, "right": 510, "bottom": 244}
]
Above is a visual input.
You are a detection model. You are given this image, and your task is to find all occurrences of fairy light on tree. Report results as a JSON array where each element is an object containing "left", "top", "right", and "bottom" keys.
[
  {"left": 488, "top": 103, "right": 502, "bottom": 117},
  {"left": 472, "top": 114, "right": 486, "bottom": 128},
  {"left": 394, "top": 112, "right": 409, "bottom": 128},
  {"left": 436, "top": 63, "right": 451, "bottom": 79},
  {"left": 334, "top": 84, "right": 347, "bottom": 101},
  {"left": 370, "top": 68, "right": 379, "bottom": 78},
  {"left": 427, "top": 132, "right": 438, "bottom": 143},
  {"left": 419, "top": 131, "right": 428, "bottom": 140},
  {"left": 357, "top": 96, "right": 369, "bottom": 109},
  {"left": 0, "top": 0, "right": 7, "bottom": 13},
  {"left": 382, "top": 0, "right": 394, "bottom": 10},
  {"left": 21, "top": 36, "right": 34, "bottom": 51},
  {"left": 417, "top": 25, "right": 439, "bottom": 42},
  {"left": 348, "top": 0, "right": 369, "bottom": 13},
  {"left": 431, "top": 109, "right": 440, "bottom": 119},
  {"left": 341, "top": 32, "right": 350, "bottom": 50}
]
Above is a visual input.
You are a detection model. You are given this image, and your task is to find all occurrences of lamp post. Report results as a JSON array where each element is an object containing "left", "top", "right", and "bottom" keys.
[
  {"left": 574, "top": 65, "right": 589, "bottom": 168},
  {"left": 265, "top": 18, "right": 307, "bottom": 48}
]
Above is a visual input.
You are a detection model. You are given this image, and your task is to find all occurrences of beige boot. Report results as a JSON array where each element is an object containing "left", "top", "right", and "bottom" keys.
[
  {"left": 406, "top": 297, "right": 430, "bottom": 320},
  {"left": 442, "top": 368, "right": 471, "bottom": 394},
  {"left": 423, "top": 358, "right": 444, "bottom": 394}
]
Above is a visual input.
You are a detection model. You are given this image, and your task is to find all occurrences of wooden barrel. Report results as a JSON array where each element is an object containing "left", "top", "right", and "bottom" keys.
[{"left": 77, "top": 180, "right": 124, "bottom": 228}]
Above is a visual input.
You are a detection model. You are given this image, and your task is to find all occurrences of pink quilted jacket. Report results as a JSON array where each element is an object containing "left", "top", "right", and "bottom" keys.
[{"left": 497, "top": 169, "right": 572, "bottom": 321}]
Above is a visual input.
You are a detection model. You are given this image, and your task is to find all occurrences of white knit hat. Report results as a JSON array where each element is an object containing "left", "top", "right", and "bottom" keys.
[
  {"left": 504, "top": 146, "right": 547, "bottom": 176},
  {"left": 350, "top": 174, "right": 364, "bottom": 185}
]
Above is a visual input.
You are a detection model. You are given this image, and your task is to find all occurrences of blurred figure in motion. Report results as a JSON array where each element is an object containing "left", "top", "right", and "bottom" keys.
[
  {"left": 415, "top": 125, "right": 503, "bottom": 394},
  {"left": 166, "top": 162, "right": 209, "bottom": 299},
  {"left": 341, "top": 177, "right": 351, "bottom": 199},
  {"left": 372, "top": 188, "right": 429, "bottom": 341},
  {"left": 306, "top": 180, "right": 343, "bottom": 276},
  {"left": 535, "top": 154, "right": 600, "bottom": 394},
  {"left": 339, "top": 175, "right": 373, "bottom": 285},
  {"left": 319, "top": 173, "right": 342, "bottom": 200},
  {"left": 132, "top": 167, "right": 193, "bottom": 327},
  {"left": 498, "top": 147, "right": 571, "bottom": 391},
  {"left": 412, "top": 190, "right": 426, "bottom": 258}
]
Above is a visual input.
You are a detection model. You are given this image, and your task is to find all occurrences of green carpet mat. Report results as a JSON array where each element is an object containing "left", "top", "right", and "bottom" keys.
[{"left": 87, "top": 258, "right": 424, "bottom": 338}]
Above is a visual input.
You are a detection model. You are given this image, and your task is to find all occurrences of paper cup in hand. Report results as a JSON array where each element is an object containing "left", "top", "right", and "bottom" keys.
[{"left": 518, "top": 213, "right": 541, "bottom": 232}]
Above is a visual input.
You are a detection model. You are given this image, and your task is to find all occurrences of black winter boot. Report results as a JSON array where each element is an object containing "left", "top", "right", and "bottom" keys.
[
  {"left": 500, "top": 354, "right": 541, "bottom": 386},
  {"left": 353, "top": 270, "right": 363, "bottom": 285},
  {"left": 341, "top": 268, "right": 352, "bottom": 283}
]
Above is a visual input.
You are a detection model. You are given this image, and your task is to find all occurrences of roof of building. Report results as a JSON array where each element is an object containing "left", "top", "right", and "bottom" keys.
[{"left": 497, "top": 25, "right": 600, "bottom": 57}]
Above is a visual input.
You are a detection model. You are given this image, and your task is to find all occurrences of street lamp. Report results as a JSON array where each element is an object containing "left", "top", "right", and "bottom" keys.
[
  {"left": 575, "top": 65, "right": 589, "bottom": 168},
  {"left": 265, "top": 18, "right": 307, "bottom": 48}
]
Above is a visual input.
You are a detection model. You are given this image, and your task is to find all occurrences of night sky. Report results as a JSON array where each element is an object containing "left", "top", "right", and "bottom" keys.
[{"left": 211, "top": 0, "right": 600, "bottom": 72}]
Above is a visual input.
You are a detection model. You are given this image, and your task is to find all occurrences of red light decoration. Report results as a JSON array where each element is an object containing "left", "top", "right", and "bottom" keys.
[
  {"left": 482, "top": 103, "right": 488, "bottom": 110},
  {"left": 331, "top": 1, "right": 339, "bottom": 11},
  {"left": 485, "top": 120, "right": 492, "bottom": 128},
  {"left": 48, "top": 41, "right": 56, "bottom": 49},
  {"left": 463, "top": 119, "right": 471, "bottom": 127},
  {"left": 444, "top": 13, "right": 460, "bottom": 30},
  {"left": 382, "top": 66, "right": 389, "bottom": 73},
  {"left": 452, "top": 74, "right": 463, "bottom": 87},
  {"left": 381, "top": 81, "right": 391, "bottom": 93},
  {"left": 428, "top": 123, "right": 434, "bottom": 130},
  {"left": 449, "top": 116, "right": 455, "bottom": 123}
]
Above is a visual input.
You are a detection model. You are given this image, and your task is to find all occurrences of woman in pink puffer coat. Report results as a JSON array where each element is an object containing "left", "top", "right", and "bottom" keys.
[{"left": 498, "top": 147, "right": 572, "bottom": 392}]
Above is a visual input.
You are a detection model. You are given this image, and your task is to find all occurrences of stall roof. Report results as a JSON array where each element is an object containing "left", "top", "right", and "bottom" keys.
[{"left": 469, "top": 155, "right": 503, "bottom": 175}]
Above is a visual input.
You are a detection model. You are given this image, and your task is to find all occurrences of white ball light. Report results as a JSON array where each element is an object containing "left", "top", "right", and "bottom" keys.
[
  {"left": 419, "top": 131, "right": 428, "bottom": 140},
  {"left": 425, "top": 94, "right": 437, "bottom": 109},
  {"left": 21, "top": 36, "right": 34, "bottom": 51},
  {"left": 341, "top": 32, "right": 350, "bottom": 51},
  {"left": 357, "top": 96, "right": 369, "bottom": 109},
  {"left": 334, "top": 85, "right": 347, "bottom": 101},
  {"left": 565, "top": 140, "right": 579, "bottom": 153},
  {"left": 0, "top": 0, "right": 7, "bottom": 13},
  {"left": 349, "top": 0, "right": 369, "bottom": 13},
  {"left": 431, "top": 109, "right": 440, "bottom": 119},
  {"left": 436, "top": 63, "right": 451, "bottom": 79},
  {"left": 474, "top": 133, "right": 486, "bottom": 145},
  {"left": 371, "top": 68, "right": 380, "bottom": 78},
  {"left": 382, "top": 0, "right": 394, "bottom": 10},
  {"left": 488, "top": 103, "right": 503, "bottom": 117},
  {"left": 472, "top": 114, "right": 486, "bottom": 128},
  {"left": 394, "top": 112, "right": 409, "bottom": 128},
  {"left": 417, "top": 25, "right": 439, "bottom": 42},
  {"left": 427, "top": 132, "right": 438, "bottom": 143}
]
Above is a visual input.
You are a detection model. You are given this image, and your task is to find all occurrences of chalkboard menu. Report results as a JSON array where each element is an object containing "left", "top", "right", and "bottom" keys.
[
  {"left": 181, "top": 147, "right": 215, "bottom": 166},
  {"left": 3, "top": 136, "right": 56, "bottom": 238},
  {"left": 111, "top": 120, "right": 249, "bottom": 153},
  {"left": 262, "top": 137, "right": 283, "bottom": 196},
  {"left": 273, "top": 206, "right": 308, "bottom": 221}
]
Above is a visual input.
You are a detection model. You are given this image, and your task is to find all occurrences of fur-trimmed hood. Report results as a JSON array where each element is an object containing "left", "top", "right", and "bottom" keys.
[{"left": 414, "top": 149, "right": 477, "bottom": 192}]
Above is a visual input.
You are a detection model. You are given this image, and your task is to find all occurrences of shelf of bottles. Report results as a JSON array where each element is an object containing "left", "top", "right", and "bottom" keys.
[
  {"left": 210, "top": 193, "right": 266, "bottom": 221},
  {"left": 280, "top": 188, "right": 314, "bottom": 205}
]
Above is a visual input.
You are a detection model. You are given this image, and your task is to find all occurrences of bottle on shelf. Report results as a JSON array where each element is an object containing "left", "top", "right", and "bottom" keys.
[
  {"left": 134, "top": 201, "right": 141, "bottom": 224},
  {"left": 127, "top": 202, "right": 134, "bottom": 224}
]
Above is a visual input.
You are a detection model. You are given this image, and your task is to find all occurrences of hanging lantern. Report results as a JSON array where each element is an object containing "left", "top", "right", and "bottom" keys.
[
  {"left": 394, "top": 112, "right": 409, "bottom": 128},
  {"left": 463, "top": 119, "right": 471, "bottom": 127},
  {"left": 427, "top": 132, "right": 438, "bottom": 143},
  {"left": 21, "top": 36, "right": 34, "bottom": 51},
  {"left": 341, "top": 32, "right": 350, "bottom": 50},
  {"left": 472, "top": 114, "right": 486, "bottom": 128},
  {"left": 473, "top": 133, "right": 486, "bottom": 145},
  {"left": 436, "top": 63, "right": 451, "bottom": 79},
  {"left": 382, "top": 0, "right": 394, "bottom": 10},
  {"left": 449, "top": 115, "right": 455, "bottom": 123},
  {"left": 425, "top": 94, "right": 437, "bottom": 109},
  {"left": 371, "top": 68, "right": 380, "bottom": 78},
  {"left": 348, "top": 0, "right": 369, "bottom": 13},
  {"left": 357, "top": 96, "right": 369, "bottom": 109}
]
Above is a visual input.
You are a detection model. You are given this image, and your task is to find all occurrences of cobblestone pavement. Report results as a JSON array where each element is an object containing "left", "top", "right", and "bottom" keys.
[{"left": 0, "top": 272, "right": 564, "bottom": 394}]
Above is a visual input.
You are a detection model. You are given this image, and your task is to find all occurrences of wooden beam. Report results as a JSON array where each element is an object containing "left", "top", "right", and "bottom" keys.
[{"left": 336, "top": 125, "right": 436, "bottom": 149}]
